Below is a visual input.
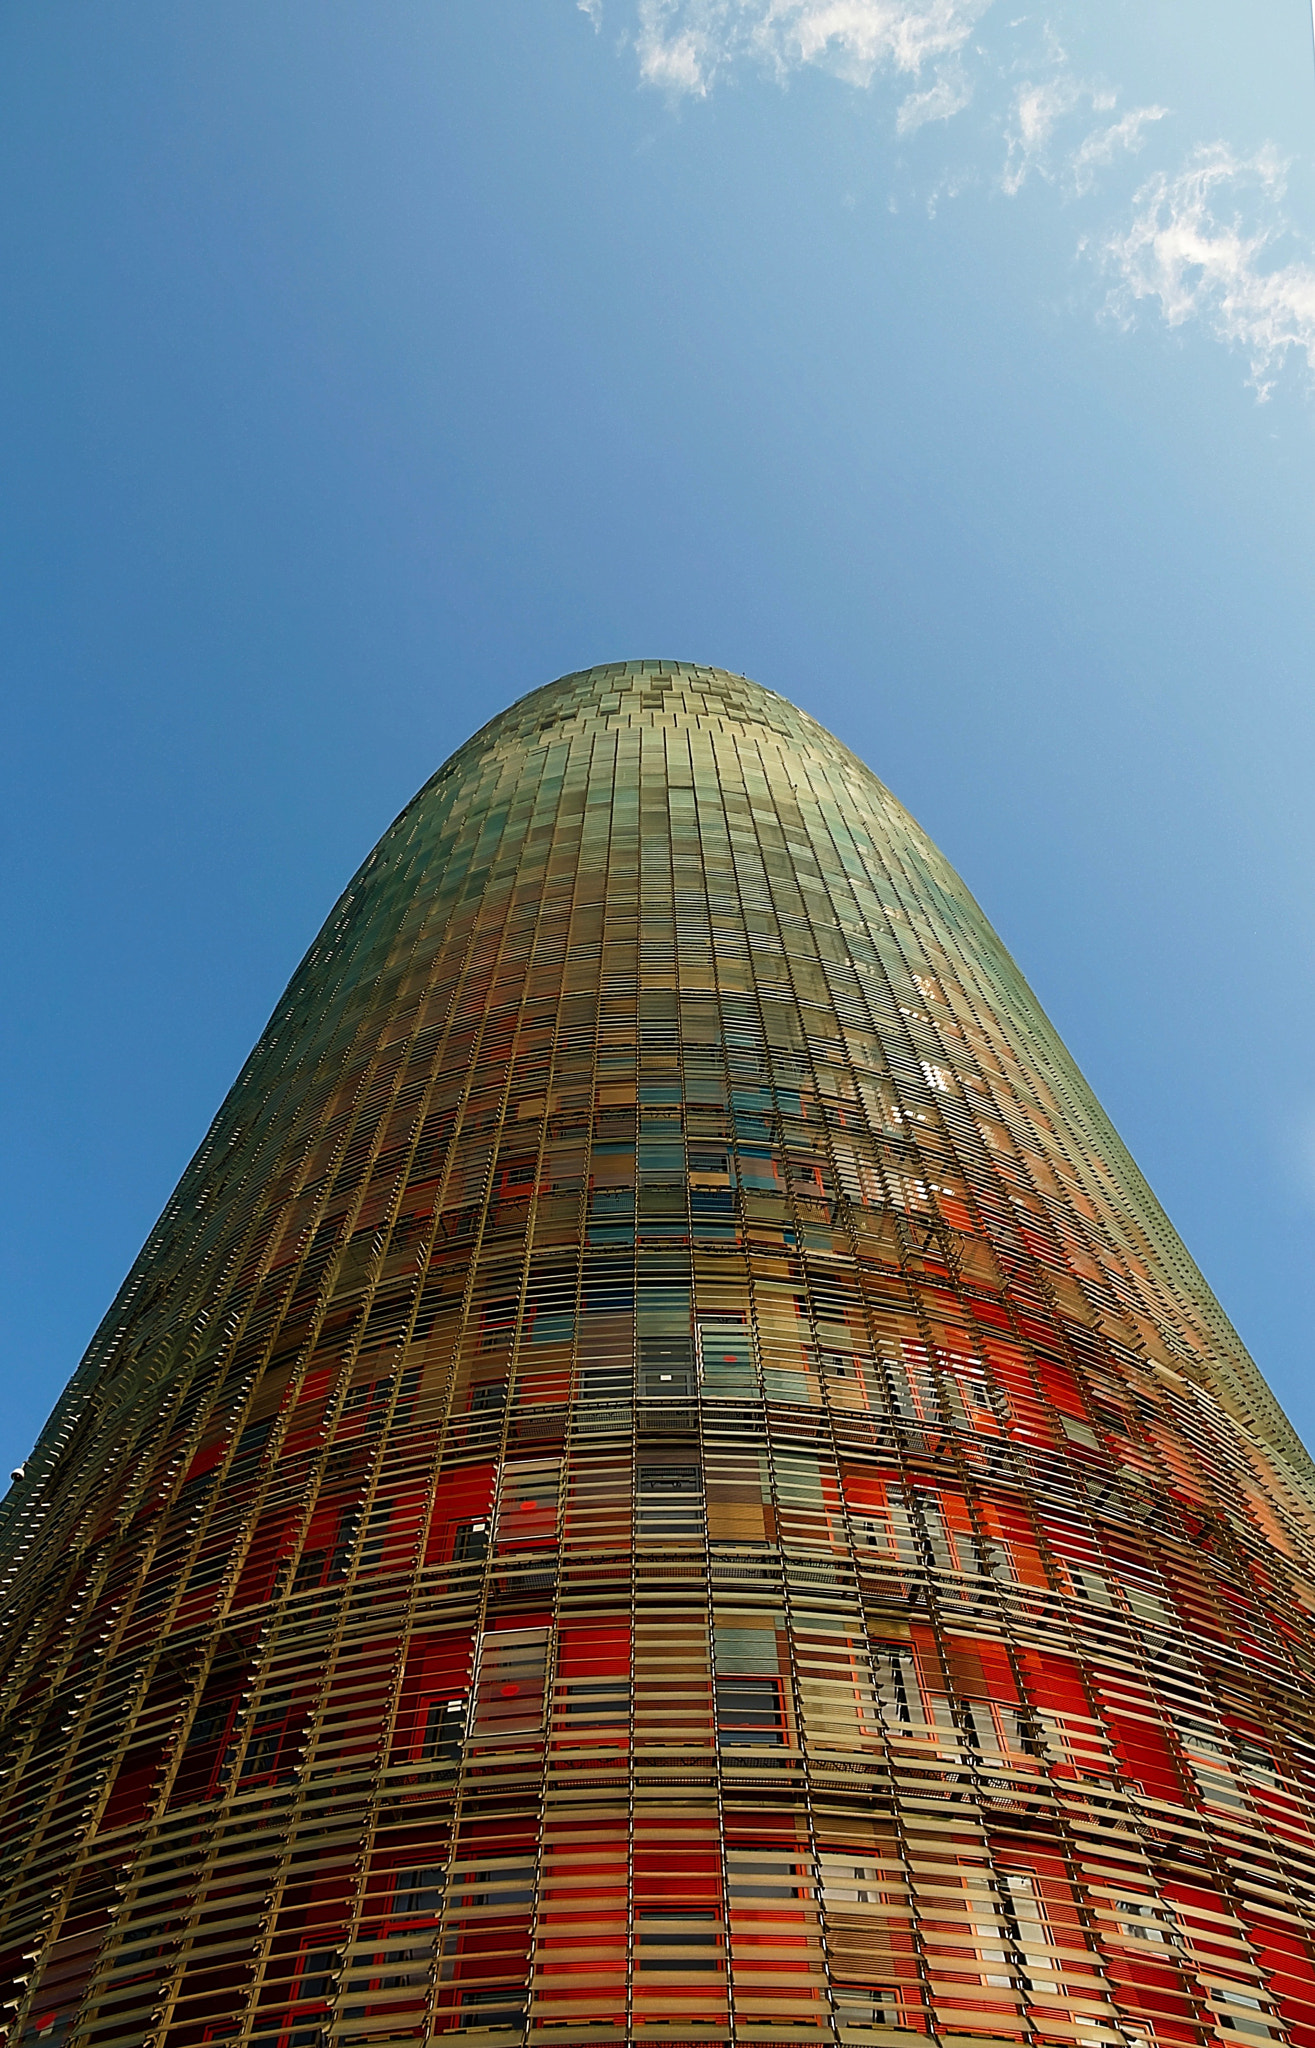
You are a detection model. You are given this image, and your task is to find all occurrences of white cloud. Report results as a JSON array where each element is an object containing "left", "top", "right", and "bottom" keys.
[
  {"left": 896, "top": 62, "right": 972, "bottom": 133},
  {"left": 587, "top": 2, "right": 1315, "bottom": 398},
  {"left": 634, "top": 0, "right": 991, "bottom": 97},
  {"left": 1000, "top": 70, "right": 1168, "bottom": 200},
  {"left": 637, "top": 11, "right": 720, "bottom": 92},
  {"left": 925, "top": 162, "right": 978, "bottom": 215},
  {"left": 1102, "top": 146, "right": 1315, "bottom": 396},
  {"left": 1002, "top": 72, "right": 1119, "bottom": 193},
  {"left": 779, "top": 0, "right": 991, "bottom": 83},
  {"left": 1002, "top": 75, "right": 1081, "bottom": 192},
  {"left": 1071, "top": 103, "right": 1168, "bottom": 194}
]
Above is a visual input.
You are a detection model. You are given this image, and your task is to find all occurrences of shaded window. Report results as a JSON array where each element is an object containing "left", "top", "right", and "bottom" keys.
[
  {"left": 834, "top": 1988, "right": 905, "bottom": 2030},
  {"left": 697, "top": 1318, "right": 755, "bottom": 1395},
  {"left": 561, "top": 1680, "right": 629, "bottom": 1725},
  {"left": 716, "top": 1677, "right": 785, "bottom": 1746},
  {"left": 873, "top": 1648, "right": 925, "bottom": 1729},
  {"left": 421, "top": 1698, "right": 466, "bottom": 1766},
  {"left": 394, "top": 1867, "right": 447, "bottom": 1919},
  {"left": 187, "top": 1693, "right": 237, "bottom": 1749},
  {"left": 635, "top": 1910, "right": 720, "bottom": 1970},
  {"left": 478, "top": 1300, "right": 518, "bottom": 1348},
  {"left": 290, "top": 1945, "right": 336, "bottom": 2004},
  {"left": 531, "top": 1309, "right": 574, "bottom": 1345},
  {"left": 459, "top": 1863, "right": 536, "bottom": 1909},
  {"left": 228, "top": 1419, "right": 273, "bottom": 1485},
  {"left": 495, "top": 1464, "right": 560, "bottom": 1550},
  {"left": 640, "top": 1338, "right": 693, "bottom": 1399},
  {"left": 581, "top": 1364, "right": 632, "bottom": 1405},
  {"left": 470, "top": 1629, "right": 549, "bottom": 1739},
  {"left": 637, "top": 1462, "right": 703, "bottom": 1540},
  {"left": 239, "top": 1701, "right": 297, "bottom": 1784},
  {"left": 459, "top": 1989, "right": 526, "bottom": 2028},
  {"left": 452, "top": 1519, "right": 488, "bottom": 1563}
]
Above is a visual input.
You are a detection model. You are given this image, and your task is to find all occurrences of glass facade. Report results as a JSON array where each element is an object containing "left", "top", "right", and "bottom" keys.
[{"left": 3, "top": 659, "right": 1315, "bottom": 2048}]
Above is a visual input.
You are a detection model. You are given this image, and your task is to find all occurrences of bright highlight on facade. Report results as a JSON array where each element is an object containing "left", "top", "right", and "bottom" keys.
[{"left": 3, "top": 661, "right": 1315, "bottom": 2048}]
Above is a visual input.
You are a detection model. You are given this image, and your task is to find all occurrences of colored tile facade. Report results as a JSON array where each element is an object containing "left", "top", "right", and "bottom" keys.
[{"left": 3, "top": 661, "right": 1315, "bottom": 2048}]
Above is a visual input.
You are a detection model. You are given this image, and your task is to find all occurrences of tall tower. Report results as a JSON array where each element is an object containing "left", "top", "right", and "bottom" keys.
[{"left": 3, "top": 662, "right": 1315, "bottom": 2048}]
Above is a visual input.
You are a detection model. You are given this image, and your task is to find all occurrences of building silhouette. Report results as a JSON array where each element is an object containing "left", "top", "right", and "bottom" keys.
[{"left": 3, "top": 661, "right": 1315, "bottom": 2048}]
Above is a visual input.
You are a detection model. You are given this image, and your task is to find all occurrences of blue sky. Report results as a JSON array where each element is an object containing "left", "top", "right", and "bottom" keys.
[{"left": 3, "top": 1, "right": 1314, "bottom": 1476}]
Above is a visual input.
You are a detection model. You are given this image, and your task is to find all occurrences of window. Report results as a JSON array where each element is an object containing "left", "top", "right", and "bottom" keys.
[
  {"left": 458, "top": 1989, "right": 526, "bottom": 2028},
  {"left": 288, "top": 1943, "right": 335, "bottom": 2007},
  {"left": 873, "top": 1649, "right": 925, "bottom": 1730},
  {"left": 962, "top": 1699, "right": 1050, "bottom": 1761},
  {"left": 833, "top": 1987, "right": 905, "bottom": 2031},
  {"left": 637, "top": 1463, "right": 703, "bottom": 1541},
  {"left": 997, "top": 1870, "right": 1059, "bottom": 1995},
  {"left": 1211, "top": 1991, "right": 1281, "bottom": 2040},
  {"left": 581, "top": 1363, "right": 632, "bottom": 1405},
  {"left": 478, "top": 1299, "right": 518, "bottom": 1348},
  {"left": 716, "top": 1677, "right": 785, "bottom": 1746},
  {"left": 389, "top": 1875, "right": 446, "bottom": 1916},
  {"left": 458, "top": 1863, "right": 536, "bottom": 1909},
  {"left": 728, "top": 1855, "right": 802, "bottom": 1900},
  {"left": 560, "top": 1680, "right": 629, "bottom": 1726},
  {"left": 239, "top": 1702, "right": 295, "bottom": 1784},
  {"left": 470, "top": 1629, "right": 549, "bottom": 1740},
  {"left": 421, "top": 1698, "right": 466, "bottom": 1766},
  {"left": 640, "top": 1338, "right": 694, "bottom": 1400},
  {"left": 1065, "top": 1562, "right": 1113, "bottom": 1607},
  {"left": 635, "top": 1910, "right": 720, "bottom": 1970},
  {"left": 697, "top": 1318, "right": 755, "bottom": 1396},
  {"left": 1177, "top": 1718, "right": 1244, "bottom": 1808},
  {"left": 495, "top": 1464, "right": 560, "bottom": 1551},
  {"left": 452, "top": 1519, "right": 488, "bottom": 1563},
  {"left": 1115, "top": 1897, "right": 1179, "bottom": 1950}
]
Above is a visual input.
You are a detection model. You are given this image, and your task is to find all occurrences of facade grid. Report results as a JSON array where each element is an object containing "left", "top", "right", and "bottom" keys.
[{"left": 2, "top": 662, "right": 1315, "bottom": 2048}]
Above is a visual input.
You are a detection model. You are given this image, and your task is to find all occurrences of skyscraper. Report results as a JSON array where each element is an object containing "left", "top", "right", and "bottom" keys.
[{"left": 3, "top": 659, "right": 1315, "bottom": 2048}]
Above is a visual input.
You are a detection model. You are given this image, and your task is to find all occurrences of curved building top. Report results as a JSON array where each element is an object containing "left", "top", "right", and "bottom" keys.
[
  {"left": 4, "top": 659, "right": 1311, "bottom": 1558},
  {"left": 324, "top": 657, "right": 1304, "bottom": 1487}
]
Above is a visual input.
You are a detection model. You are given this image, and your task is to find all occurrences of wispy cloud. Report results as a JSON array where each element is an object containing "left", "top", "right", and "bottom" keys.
[
  {"left": 632, "top": 0, "right": 991, "bottom": 98},
  {"left": 1102, "top": 147, "right": 1315, "bottom": 397},
  {"left": 1071, "top": 103, "right": 1168, "bottom": 194},
  {"left": 1001, "top": 74, "right": 1167, "bottom": 197},
  {"left": 584, "top": 1, "right": 1315, "bottom": 398},
  {"left": 1001, "top": 73, "right": 1100, "bottom": 193},
  {"left": 896, "top": 61, "right": 972, "bottom": 134}
]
